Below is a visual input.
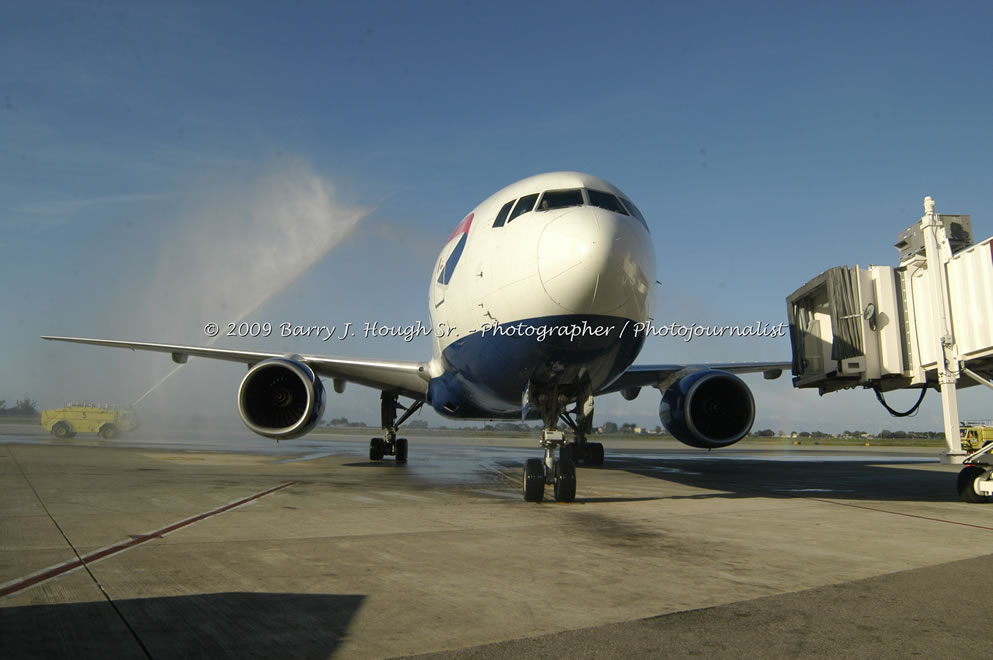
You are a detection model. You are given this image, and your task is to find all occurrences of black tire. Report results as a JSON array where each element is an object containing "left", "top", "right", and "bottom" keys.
[
  {"left": 369, "top": 437, "right": 385, "bottom": 461},
  {"left": 523, "top": 458, "right": 545, "bottom": 502},
  {"left": 560, "top": 443, "right": 575, "bottom": 463},
  {"left": 587, "top": 442, "right": 604, "bottom": 466},
  {"left": 100, "top": 424, "right": 119, "bottom": 439},
  {"left": 554, "top": 458, "right": 577, "bottom": 503},
  {"left": 957, "top": 465, "right": 993, "bottom": 503},
  {"left": 395, "top": 438, "right": 408, "bottom": 464},
  {"left": 52, "top": 422, "right": 71, "bottom": 438}
]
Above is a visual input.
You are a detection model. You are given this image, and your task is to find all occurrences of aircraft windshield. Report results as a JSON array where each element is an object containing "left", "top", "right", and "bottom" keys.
[
  {"left": 538, "top": 189, "right": 584, "bottom": 211},
  {"left": 619, "top": 196, "right": 645, "bottom": 222},
  {"left": 492, "top": 199, "right": 514, "bottom": 227},
  {"left": 493, "top": 188, "right": 648, "bottom": 231},
  {"left": 507, "top": 193, "right": 538, "bottom": 223},
  {"left": 588, "top": 189, "right": 628, "bottom": 214}
]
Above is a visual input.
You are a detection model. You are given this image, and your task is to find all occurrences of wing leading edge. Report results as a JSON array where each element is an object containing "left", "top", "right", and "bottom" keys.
[
  {"left": 41, "top": 336, "right": 430, "bottom": 400},
  {"left": 600, "top": 361, "right": 793, "bottom": 395}
]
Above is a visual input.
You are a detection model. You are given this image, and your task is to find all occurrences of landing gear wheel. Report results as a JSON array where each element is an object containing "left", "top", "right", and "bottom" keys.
[
  {"left": 586, "top": 442, "right": 604, "bottom": 466},
  {"left": 369, "top": 437, "right": 385, "bottom": 461},
  {"left": 52, "top": 422, "right": 71, "bottom": 438},
  {"left": 100, "top": 424, "right": 119, "bottom": 439},
  {"left": 395, "top": 438, "right": 408, "bottom": 464},
  {"left": 559, "top": 444, "right": 575, "bottom": 463},
  {"left": 554, "top": 458, "right": 576, "bottom": 502},
  {"left": 523, "top": 458, "right": 545, "bottom": 502},
  {"left": 957, "top": 465, "right": 993, "bottom": 503}
]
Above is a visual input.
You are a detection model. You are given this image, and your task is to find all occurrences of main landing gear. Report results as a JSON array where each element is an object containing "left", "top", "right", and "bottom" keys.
[
  {"left": 369, "top": 391, "right": 422, "bottom": 464},
  {"left": 522, "top": 383, "right": 601, "bottom": 503}
]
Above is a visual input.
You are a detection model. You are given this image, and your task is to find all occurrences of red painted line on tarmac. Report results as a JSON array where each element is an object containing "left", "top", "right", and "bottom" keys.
[
  {"left": 812, "top": 498, "right": 993, "bottom": 531},
  {"left": 0, "top": 481, "right": 296, "bottom": 599}
]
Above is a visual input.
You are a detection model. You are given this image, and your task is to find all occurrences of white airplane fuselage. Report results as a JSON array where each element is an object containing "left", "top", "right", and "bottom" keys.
[{"left": 423, "top": 172, "right": 656, "bottom": 419}]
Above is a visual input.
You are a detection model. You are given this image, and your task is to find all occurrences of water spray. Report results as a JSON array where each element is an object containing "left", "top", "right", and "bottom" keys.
[{"left": 130, "top": 160, "right": 369, "bottom": 408}]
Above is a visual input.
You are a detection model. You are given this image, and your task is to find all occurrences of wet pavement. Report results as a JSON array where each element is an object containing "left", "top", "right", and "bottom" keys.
[{"left": 2, "top": 426, "right": 991, "bottom": 658}]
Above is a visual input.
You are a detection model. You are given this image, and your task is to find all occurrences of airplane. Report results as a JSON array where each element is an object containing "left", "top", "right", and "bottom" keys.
[{"left": 43, "top": 171, "right": 790, "bottom": 503}]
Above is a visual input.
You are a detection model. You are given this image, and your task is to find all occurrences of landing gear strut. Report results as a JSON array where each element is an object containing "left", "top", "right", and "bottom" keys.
[
  {"left": 558, "top": 389, "right": 604, "bottom": 466},
  {"left": 521, "top": 383, "right": 597, "bottom": 503},
  {"left": 369, "top": 391, "right": 422, "bottom": 464}
]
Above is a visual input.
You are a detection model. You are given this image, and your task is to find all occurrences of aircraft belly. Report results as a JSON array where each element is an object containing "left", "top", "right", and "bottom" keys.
[{"left": 431, "top": 314, "right": 645, "bottom": 418}]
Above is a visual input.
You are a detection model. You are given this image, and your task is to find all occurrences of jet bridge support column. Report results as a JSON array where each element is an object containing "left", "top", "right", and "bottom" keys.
[{"left": 922, "top": 196, "right": 967, "bottom": 464}]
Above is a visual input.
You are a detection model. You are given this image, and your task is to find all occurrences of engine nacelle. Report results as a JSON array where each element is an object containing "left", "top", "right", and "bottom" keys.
[
  {"left": 659, "top": 370, "right": 755, "bottom": 449},
  {"left": 238, "top": 358, "right": 326, "bottom": 440}
]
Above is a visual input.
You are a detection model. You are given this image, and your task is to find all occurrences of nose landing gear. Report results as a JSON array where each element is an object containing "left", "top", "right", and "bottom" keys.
[
  {"left": 521, "top": 383, "right": 593, "bottom": 503},
  {"left": 522, "top": 430, "right": 577, "bottom": 502}
]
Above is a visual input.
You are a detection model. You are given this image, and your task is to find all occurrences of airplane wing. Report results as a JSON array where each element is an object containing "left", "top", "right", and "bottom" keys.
[
  {"left": 599, "top": 361, "right": 793, "bottom": 395},
  {"left": 41, "top": 336, "right": 430, "bottom": 399}
]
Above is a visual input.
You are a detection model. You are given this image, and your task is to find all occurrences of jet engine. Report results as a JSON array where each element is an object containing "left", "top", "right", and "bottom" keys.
[
  {"left": 237, "top": 358, "right": 326, "bottom": 439},
  {"left": 659, "top": 370, "right": 755, "bottom": 449}
]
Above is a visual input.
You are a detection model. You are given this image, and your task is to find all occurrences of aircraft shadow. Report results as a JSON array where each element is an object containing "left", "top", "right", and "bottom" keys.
[
  {"left": 0, "top": 591, "right": 364, "bottom": 660},
  {"left": 591, "top": 452, "right": 960, "bottom": 503}
]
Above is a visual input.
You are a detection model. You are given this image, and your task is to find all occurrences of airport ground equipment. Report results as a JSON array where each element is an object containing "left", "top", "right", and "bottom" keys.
[
  {"left": 40, "top": 403, "right": 140, "bottom": 439},
  {"left": 960, "top": 422, "right": 993, "bottom": 452},
  {"left": 786, "top": 197, "right": 993, "bottom": 501}
]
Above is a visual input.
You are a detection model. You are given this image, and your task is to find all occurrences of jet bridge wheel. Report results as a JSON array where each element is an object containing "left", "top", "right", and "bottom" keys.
[
  {"left": 523, "top": 458, "right": 545, "bottom": 502},
  {"left": 957, "top": 465, "right": 993, "bottom": 503}
]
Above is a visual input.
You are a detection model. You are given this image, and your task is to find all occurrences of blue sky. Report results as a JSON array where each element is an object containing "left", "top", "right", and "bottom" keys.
[{"left": 2, "top": 1, "right": 992, "bottom": 433}]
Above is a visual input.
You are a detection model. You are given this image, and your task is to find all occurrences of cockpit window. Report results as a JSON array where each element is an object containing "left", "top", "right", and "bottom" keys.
[
  {"left": 538, "top": 188, "right": 584, "bottom": 211},
  {"left": 492, "top": 199, "right": 514, "bottom": 228},
  {"left": 507, "top": 193, "right": 538, "bottom": 223},
  {"left": 588, "top": 189, "right": 628, "bottom": 215},
  {"left": 619, "top": 196, "right": 645, "bottom": 222}
]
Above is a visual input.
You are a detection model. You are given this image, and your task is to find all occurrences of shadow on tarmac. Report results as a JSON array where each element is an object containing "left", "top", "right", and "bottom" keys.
[{"left": 0, "top": 592, "right": 365, "bottom": 659}]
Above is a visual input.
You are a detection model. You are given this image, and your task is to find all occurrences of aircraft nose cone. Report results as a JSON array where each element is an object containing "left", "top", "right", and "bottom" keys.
[{"left": 537, "top": 207, "right": 652, "bottom": 316}]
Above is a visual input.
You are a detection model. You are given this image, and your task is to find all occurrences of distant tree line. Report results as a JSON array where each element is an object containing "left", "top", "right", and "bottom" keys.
[
  {"left": 482, "top": 422, "right": 538, "bottom": 432},
  {"left": 790, "top": 430, "right": 945, "bottom": 438},
  {"left": 878, "top": 429, "right": 945, "bottom": 439},
  {"left": 0, "top": 398, "right": 39, "bottom": 416},
  {"left": 326, "top": 417, "right": 370, "bottom": 428}
]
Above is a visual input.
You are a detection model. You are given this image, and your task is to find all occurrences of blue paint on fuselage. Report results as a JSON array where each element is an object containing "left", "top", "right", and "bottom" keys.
[{"left": 428, "top": 314, "right": 645, "bottom": 419}]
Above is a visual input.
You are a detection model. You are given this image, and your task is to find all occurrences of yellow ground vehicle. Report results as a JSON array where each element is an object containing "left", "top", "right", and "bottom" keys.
[
  {"left": 961, "top": 423, "right": 993, "bottom": 452},
  {"left": 40, "top": 404, "right": 139, "bottom": 439}
]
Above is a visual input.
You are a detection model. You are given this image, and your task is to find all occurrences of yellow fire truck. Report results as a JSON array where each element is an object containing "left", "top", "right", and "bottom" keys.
[
  {"left": 961, "top": 422, "right": 993, "bottom": 452},
  {"left": 40, "top": 403, "right": 139, "bottom": 439}
]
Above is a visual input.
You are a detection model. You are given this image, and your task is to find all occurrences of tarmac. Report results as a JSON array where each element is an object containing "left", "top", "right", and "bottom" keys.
[{"left": 2, "top": 423, "right": 992, "bottom": 659}]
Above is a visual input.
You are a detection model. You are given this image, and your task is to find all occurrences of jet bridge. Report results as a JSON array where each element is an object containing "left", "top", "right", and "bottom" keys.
[{"left": 786, "top": 198, "right": 993, "bottom": 502}]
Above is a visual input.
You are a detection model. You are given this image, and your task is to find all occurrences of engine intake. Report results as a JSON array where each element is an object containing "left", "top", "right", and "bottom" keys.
[
  {"left": 659, "top": 370, "right": 755, "bottom": 449},
  {"left": 238, "top": 358, "right": 326, "bottom": 439}
]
